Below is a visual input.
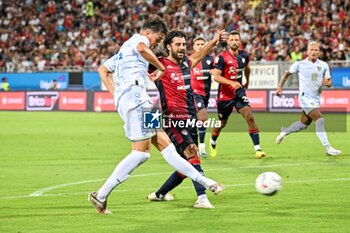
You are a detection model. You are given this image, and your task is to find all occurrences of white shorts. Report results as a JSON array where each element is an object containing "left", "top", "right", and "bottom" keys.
[
  {"left": 117, "top": 85, "right": 156, "bottom": 142},
  {"left": 299, "top": 95, "right": 320, "bottom": 115}
]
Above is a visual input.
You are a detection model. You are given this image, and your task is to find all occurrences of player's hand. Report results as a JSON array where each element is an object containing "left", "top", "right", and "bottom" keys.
[
  {"left": 322, "top": 78, "right": 332, "bottom": 87},
  {"left": 148, "top": 69, "right": 164, "bottom": 82},
  {"left": 213, "top": 29, "right": 227, "bottom": 44},
  {"left": 275, "top": 86, "right": 283, "bottom": 96},
  {"left": 219, "top": 31, "right": 229, "bottom": 43},
  {"left": 229, "top": 82, "right": 242, "bottom": 91}
]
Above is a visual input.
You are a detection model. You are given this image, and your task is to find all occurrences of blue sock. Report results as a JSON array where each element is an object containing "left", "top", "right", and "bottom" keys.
[
  {"left": 156, "top": 172, "right": 184, "bottom": 197},
  {"left": 211, "top": 132, "right": 219, "bottom": 149},
  {"left": 198, "top": 126, "right": 206, "bottom": 144},
  {"left": 249, "top": 130, "right": 260, "bottom": 147},
  {"left": 191, "top": 164, "right": 206, "bottom": 196}
]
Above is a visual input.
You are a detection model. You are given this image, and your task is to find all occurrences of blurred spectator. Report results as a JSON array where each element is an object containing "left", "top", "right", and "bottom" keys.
[
  {"left": 1, "top": 77, "right": 10, "bottom": 91},
  {"left": 49, "top": 79, "right": 60, "bottom": 90},
  {"left": 290, "top": 45, "right": 303, "bottom": 62},
  {"left": 0, "top": 0, "right": 349, "bottom": 73}
]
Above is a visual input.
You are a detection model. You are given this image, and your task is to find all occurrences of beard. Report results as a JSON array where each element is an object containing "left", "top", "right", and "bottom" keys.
[
  {"left": 229, "top": 44, "right": 239, "bottom": 51},
  {"left": 171, "top": 49, "right": 185, "bottom": 62}
]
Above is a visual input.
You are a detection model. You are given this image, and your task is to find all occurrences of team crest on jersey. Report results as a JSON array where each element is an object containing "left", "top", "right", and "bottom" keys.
[
  {"left": 317, "top": 66, "right": 322, "bottom": 71},
  {"left": 193, "top": 67, "right": 201, "bottom": 75},
  {"left": 215, "top": 57, "right": 219, "bottom": 64},
  {"left": 170, "top": 72, "right": 181, "bottom": 83},
  {"left": 242, "top": 58, "right": 246, "bottom": 64},
  {"left": 183, "top": 61, "right": 189, "bottom": 67},
  {"left": 206, "top": 60, "right": 211, "bottom": 65}
]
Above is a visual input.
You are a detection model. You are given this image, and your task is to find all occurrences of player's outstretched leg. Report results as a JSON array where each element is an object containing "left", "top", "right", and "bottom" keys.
[
  {"left": 88, "top": 148, "right": 151, "bottom": 214},
  {"left": 315, "top": 118, "right": 342, "bottom": 156},
  {"left": 161, "top": 144, "right": 224, "bottom": 194},
  {"left": 276, "top": 121, "right": 308, "bottom": 144},
  {"left": 154, "top": 132, "right": 224, "bottom": 194}
]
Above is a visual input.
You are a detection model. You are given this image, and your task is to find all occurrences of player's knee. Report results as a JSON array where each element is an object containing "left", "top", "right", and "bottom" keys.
[
  {"left": 304, "top": 118, "right": 312, "bottom": 126},
  {"left": 197, "top": 109, "right": 208, "bottom": 122},
  {"left": 183, "top": 144, "right": 199, "bottom": 159}
]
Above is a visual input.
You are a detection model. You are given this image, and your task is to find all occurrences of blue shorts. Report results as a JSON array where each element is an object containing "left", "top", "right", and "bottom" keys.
[
  {"left": 217, "top": 88, "right": 250, "bottom": 120},
  {"left": 193, "top": 94, "right": 209, "bottom": 111}
]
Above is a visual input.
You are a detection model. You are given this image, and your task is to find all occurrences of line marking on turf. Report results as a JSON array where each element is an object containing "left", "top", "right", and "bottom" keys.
[
  {"left": 1, "top": 177, "right": 350, "bottom": 200},
  {"left": 1, "top": 162, "right": 348, "bottom": 200},
  {"left": 28, "top": 172, "right": 170, "bottom": 197},
  {"left": 28, "top": 162, "right": 328, "bottom": 197}
]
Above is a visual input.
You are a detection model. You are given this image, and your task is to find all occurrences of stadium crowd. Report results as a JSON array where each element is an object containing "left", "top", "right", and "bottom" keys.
[{"left": 0, "top": 0, "right": 349, "bottom": 72}]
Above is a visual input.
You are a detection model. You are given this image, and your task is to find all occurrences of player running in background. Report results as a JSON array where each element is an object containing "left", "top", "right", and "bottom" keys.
[
  {"left": 275, "top": 41, "right": 341, "bottom": 156},
  {"left": 190, "top": 36, "right": 214, "bottom": 158},
  {"left": 88, "top": 16, "right": 223, "bottom": 214},
  {"left": 147, "top": 29, "right": 226, "bottom": 208},
  {"left": 209, "top": 30, "right": 267, "bottom": 159}
]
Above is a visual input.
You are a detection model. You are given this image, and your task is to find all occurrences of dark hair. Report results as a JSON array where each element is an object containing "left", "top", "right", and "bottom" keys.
[
  {"left": 229, "top": 30, "right": 241, "bottom": 39},
  {"left": 143, "top": 15, "right": 168, "bottom": 35},
  {"left": 163, "top": 30, "right": 187, "bottom": 51}
]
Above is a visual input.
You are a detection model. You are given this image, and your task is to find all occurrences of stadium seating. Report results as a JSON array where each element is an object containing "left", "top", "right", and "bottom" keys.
[{"left": 0, "top": 0, "right": 349, "bottom": 72}]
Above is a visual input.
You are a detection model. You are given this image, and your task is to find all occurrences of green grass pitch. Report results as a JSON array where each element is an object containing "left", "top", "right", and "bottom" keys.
[{"left": 0, "top": 111, "right": 349, "bottom": 233}]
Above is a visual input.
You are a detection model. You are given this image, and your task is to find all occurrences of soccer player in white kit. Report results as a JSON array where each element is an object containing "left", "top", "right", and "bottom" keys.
[
  {"left": 88, "top": 16, "right": 223, "bottom": 214},
  {"left": 275, "top": 41, "right": 341, "bottom": 156}
]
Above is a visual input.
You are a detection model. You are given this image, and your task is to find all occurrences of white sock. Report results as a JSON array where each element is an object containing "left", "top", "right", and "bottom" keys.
[
  {"left": 210, "top": 138, "right": 217, "bottom": 145},
  {"left": 160, "top": 144, "right": 216, "bottom": 188},
  {"left": 315, "top": 118, "right": 330, "bottom": 146},
  {"left": 285, "top": 121, "right": 307, "bottom": 135},
  {"left": 254, "top": 145, "right": 261, "bottom": 151},
  {"left": 97, "top": 150, "right": 150, "bottom": 202},
  {"left": 197, "top": 194, "right": 208, "bottom": 200}
]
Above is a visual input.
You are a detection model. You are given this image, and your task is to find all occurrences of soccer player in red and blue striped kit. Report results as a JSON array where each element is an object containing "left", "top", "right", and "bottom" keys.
[
  {"left": 209, "top": 30, "right": 267, "bottom": 159},
  {"left": 147, "top": 29, "right": 226, "bottom": 208},
  {"left": 190, "top": 36, "right": 214, "bottom": 158}
]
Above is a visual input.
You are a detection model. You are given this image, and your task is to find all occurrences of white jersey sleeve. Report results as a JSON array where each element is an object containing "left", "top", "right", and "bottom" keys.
[
  {"left": 132, "top": 35, "right": 150, "bottom": 52},
  {"left": 324, "top": 62, "right": 331, "bottom": 79},
  {"left": 103, "top": 54, "right": 119, "bottom": 72},
  {"left": 289, "top": 61, "right": 299, "bottom": 74}
]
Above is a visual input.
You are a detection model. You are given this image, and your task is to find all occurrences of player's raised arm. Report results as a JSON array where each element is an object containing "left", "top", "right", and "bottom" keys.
[
  {"left": 189, "top": 30, "right": 226, "bottom": 68},
  {"left": 98, "top": 64, "right": 115, "bottom": 95}
]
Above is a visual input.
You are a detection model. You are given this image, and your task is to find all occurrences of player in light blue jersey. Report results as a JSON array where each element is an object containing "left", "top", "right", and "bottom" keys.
[
  {"left": 275, "top": 41, "right": 341, "bottom": 156},
  {"left": 88, "top": 16, "right": 223, "bottom": 214}
]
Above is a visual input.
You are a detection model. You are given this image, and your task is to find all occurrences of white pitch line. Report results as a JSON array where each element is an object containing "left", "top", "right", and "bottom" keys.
[
  {"left": 28, "top": 172, "right": 170, "bottom": 197},
  {"left": 1, "top": 162, "right": 349, "bottom": 200},
  {"left": 28, "top": 162, "right": 328, "bottom": 197},
  {"left": 1, "top": 177, "right": 350, "bottom": 200}
]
